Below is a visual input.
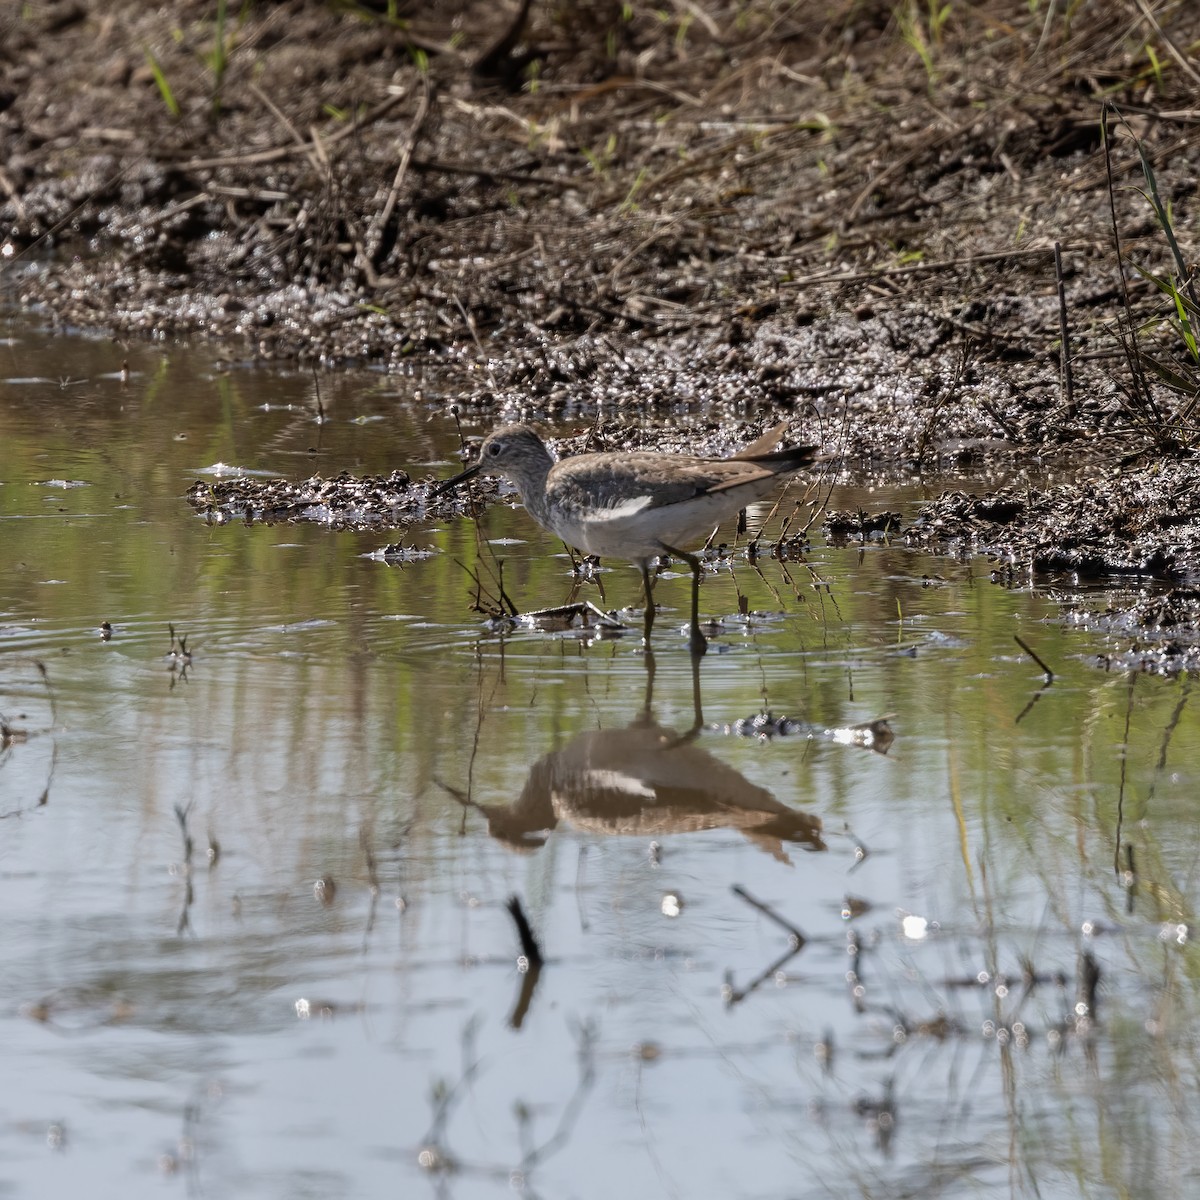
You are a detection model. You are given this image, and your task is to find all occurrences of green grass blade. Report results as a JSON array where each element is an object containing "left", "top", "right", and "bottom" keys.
[{"left": 144, "top": 50, "right": 180, "bottom": 118}]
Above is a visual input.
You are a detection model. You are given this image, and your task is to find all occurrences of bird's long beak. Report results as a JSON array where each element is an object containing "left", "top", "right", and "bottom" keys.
[{"left": 429, "top": 460, "right": 482, "bottom": 497}]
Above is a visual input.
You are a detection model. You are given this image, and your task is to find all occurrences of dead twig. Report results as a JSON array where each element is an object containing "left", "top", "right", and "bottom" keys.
[
  {"left": 176, "top": 90, "right": 410, "bottom": 171},
  {"left": 1014, "top": 634, "right": 1054, "bottom": 682},
  {"left": 1055, "top": 241, "right": 1076, "bottom": 420},
  {"left": 732, "top": 884, "right": 806, "bottom": 947},
  {"left": 781, "top": 245, "right": 1069, "bottom": 290},
  {"left": 506, "top": 895, "right": 543, "bottom": 969},
  {"left": 725, "top": 885, "right": 807, "bottom": 1008},
  {"left": 366, "top": 78, "right": 433, "bottom": 268}
]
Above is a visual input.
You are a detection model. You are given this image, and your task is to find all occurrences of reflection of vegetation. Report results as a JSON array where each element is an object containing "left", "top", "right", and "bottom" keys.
[
  {"left": 0, "top": 660, "right": 57, "bottom": 816},
  {"left": 418, "top": 1014, "right": 597, "bottom": 1188},
  {"left": 6, "top": 332, "right": 1200, "bottom": 1195}
]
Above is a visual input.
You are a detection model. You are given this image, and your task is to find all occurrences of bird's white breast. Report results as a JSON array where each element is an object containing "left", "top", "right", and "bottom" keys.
[{"left": 543, "top": 490, "right": 739, "bottom": 561}]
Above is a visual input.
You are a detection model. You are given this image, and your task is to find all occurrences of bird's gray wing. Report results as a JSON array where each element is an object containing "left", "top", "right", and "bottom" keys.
[{"left": 549, "top": 455, "right": 771, "bottom": 513}]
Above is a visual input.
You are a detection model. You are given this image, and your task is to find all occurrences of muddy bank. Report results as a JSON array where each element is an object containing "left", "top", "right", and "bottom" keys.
[
  {"left": 5, "top": 2, "right": 1200, "bottom": 646},
  {"left": 2, "top": 3, "right": 1196, "bottom": 449},
  {"left": 906, "top": 460, "right": 1200, "bottom": 580}
]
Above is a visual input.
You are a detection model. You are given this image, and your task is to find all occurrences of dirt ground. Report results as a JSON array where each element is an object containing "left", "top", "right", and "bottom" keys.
[{"left": 4, "top": 1, "right": 1200, "bottom": 648}]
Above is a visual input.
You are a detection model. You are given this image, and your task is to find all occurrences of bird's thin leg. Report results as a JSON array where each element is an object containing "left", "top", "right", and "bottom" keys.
[
  {"left": 656, "top": 652, "right": 706, "bottom": 749},
  {"left": 640, "top": 646, "right": 657, "bottom": 718},
  {"left": 640, "top": 560, "right": 656, "bottom": 647},
  {"left": 659, "top": 542, "right": 708, "bottom": 657},
  {"left": 683, "top": 651, "right": 703, "bottom": 738}
]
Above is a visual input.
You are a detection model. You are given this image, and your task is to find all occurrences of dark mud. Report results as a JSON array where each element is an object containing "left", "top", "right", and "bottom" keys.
[
  {"left": 906, "top": 460, "right": 1200, "bottom": 578},
  {"left": 187, "top": 468, "right": 420, "bottom": 530},
  {"left": 5, "top": 1, "right": 1200, "bottom": 647}
]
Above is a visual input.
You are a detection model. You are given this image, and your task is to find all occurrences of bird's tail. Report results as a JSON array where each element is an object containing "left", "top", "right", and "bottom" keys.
[{"left": 741, "top": 443, "right": 821, "bottom": 470}]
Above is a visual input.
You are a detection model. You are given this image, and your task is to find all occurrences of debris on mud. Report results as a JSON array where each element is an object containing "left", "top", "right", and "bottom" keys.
[
  {"left": 822, "top": 509, "right": 904, "bottom": 541},
  {"left": 893, "top": 461, "right": 1200, "bottom": 671},
  {"left": 1062, "top": 588, "right": 1200, "bottom": 676},
  {"left": 712, "top": 713, "right": 895, "bottom": 753},
  {"left": 365, "top": 542, "right": 438, "bottom": 563},
  {"left": 186, "top": 469, "right": 422, "bottom": 529},
  {"left": 907, "top": 462, "right": 1200, "bottom": 580}
]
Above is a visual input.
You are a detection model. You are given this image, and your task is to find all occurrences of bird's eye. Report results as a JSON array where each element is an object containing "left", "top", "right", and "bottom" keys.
[{"left": 486, "top": 442, "right": 502, "bottom": 457}]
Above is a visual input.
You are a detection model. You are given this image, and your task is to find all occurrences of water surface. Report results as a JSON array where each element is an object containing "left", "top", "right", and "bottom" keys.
[{"left": 2, "top": 316, "right": 1198, "bottom": 1199}]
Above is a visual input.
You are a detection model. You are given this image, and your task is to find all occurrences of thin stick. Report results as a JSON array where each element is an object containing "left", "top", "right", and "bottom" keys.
[
  {"left": 453, "top": 295, "right": 498, "bottom": 391},
  {"left": 1014, "top": 634, "right": 1054, "bottom": 681},
  {"left": 177, "top": 91, "right": 410, "bottom": 170},
  {"left": 506, "top": 895, "right": 543, "bottom": 968},
  {"left": 782, "top": 245, "right": 1069, "bottom": 290},
  {"left": 1054, "top": 241, "right": 1076, "bottom": 420},
  {"left": 248, "top": 81, "right": 314, "bottom": 159},
  {"left": 495, "top": 558, "right": 518, "bottom": 619},
  {"left": 367, "top": 78, "right": 432, "bottom": 267},
  {"left": 310, "top": 363, "right": 325, "bottom": 423},
  {"left": 33, "top": 660, "right": 58, "bottom": 725},
  {"left": 732, "top": 885, "right": 806, "bottom": 948},
  {"left": 1132, "top": 0, "right": 1200, "bottom": 87}
]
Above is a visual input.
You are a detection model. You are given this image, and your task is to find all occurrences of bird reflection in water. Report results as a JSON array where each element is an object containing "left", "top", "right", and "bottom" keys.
[{"left": 461, "top": 651, "right": 826, "bottom": 863}]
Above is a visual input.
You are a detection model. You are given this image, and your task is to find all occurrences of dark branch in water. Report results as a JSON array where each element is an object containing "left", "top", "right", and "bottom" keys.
[
  {"left": 173, "top": 801, "right": 196, "bottom": 936},
  {"left": 1014, "top": 635, "right": 1056, "bottom": 724},
  {"left": 310, "top": 363, "right": 325, "bottom": 424},
  {"left": 1114, "top": 672, "right": 1137, "bottom": 874},
  {"left": 174, "top": 802, "right": 195, "bottom": 865},
  {"left": 0, "top": 661, "right": 60, "bottom": 814},
  {"left": 516, "top": 1018, "right": 596, "bottom": 1173},
  {"left": 732, "top": 885, "right": 806, "bottom": 947},
  {"left": 1078, "top": 950, "right": 1101, "bottom": 1022},
  {"left": 1014, "top": 634, "right": 1054, "bottom": 681},
  {"left": 417, "top": 1013, "right": 595, "bottom": 1184},
  {"left": 725, "top": 886, "right": 807, "bottom": 1008},
  {"left": 1123, "top": 843, "right": 1137, "bottom": 914},
  {"left": 167, "top": 624, "right": 193, "bottom": 689},
  {"left": 34, "top": 659, "right": 58, "bottom": 725},
  {"left": 506, "top": 895, "right": 543, "bottom": 969}
]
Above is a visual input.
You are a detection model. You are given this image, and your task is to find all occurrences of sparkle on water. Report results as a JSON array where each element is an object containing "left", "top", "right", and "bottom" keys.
[{"left": 2, "top": 315, "right": 1200, "bottom": 1198}]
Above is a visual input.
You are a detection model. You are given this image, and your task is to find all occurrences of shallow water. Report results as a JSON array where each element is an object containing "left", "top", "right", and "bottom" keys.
[{"left": 2, "top": 314, "right": 1199, "bottom": 1199}]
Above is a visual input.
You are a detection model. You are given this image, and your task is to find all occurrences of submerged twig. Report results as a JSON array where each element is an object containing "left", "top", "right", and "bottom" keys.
[
  {"left": 173, "top": 801, "right": 196, "bottom": 937},
  {"left": 1014, "top": 634, "right": 1054, "bottom": 682},
  {"left": 1013, "top": 634, "right": 1054, "bottom": 722},
  {"left": 506, "top": 895, "right": 543, "bottom": 969},
  {"left": 34, "top": 659, "right": 58, "bottom": 725},
  {"left": 1114, "top": 672, "right": 1137, "bottom": 874},
  {"left": 506, "top": 894, "right": 544, "bottom": 1030},
  {"left": 725, "top": 885, "right": 808, "bottom": 1006},
  {"left": 310, "top": 363, "right": 325, "bottom": 424},
  {"left": 732, "top": 885, "right": 806, "bottom": 946}
]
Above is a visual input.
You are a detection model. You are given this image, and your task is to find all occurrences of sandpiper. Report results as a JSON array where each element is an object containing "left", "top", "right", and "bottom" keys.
[{"left": 432, "top": 423, "right": 818, "bottom": 654}]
